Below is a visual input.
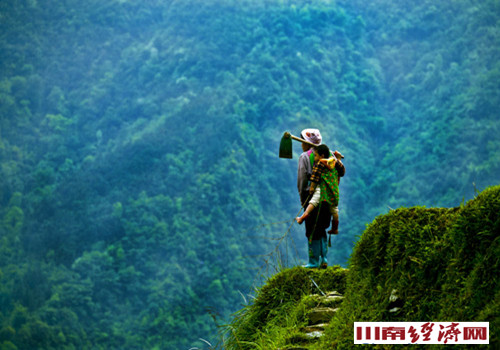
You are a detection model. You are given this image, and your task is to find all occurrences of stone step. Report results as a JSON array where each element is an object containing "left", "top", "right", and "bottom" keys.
[
  {"left": 319, "top": 292, "right": 344, "bottom": 307},
  {"left": 307, "top": 307, "right": 339, "bottom": 325},
  {"left": 325, "top": 291, "right": 342, "bottom": 296},
  {"left": 308, "top": 291, "right": 344, "bottom": 308},
  {"left": 305, "top": 330, "right": 323, "bottom": 339},
  {"left": 303, "top": 323, "right": 328, "bottom": 333},
  {"left": 303, "top": 323, "right": 328, "bottom": 339}
]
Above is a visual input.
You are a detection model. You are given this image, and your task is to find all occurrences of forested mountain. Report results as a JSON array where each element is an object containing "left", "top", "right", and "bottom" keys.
[{"left": 0, "top": 0, "right": 499, "bottom": 349}]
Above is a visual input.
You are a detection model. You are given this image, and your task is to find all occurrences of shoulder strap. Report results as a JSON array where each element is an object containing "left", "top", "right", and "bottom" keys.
[{"left": 309, "top": 150, "right": 315, "bottom": 169}]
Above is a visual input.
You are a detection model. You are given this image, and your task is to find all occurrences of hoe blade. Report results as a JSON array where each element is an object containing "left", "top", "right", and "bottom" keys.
[{"left": 279, "top": 132, "right": 293, "bottom": 158}]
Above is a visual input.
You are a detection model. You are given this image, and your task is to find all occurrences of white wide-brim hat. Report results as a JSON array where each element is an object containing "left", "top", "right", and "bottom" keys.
[{"left": 301, "top": 128, "right": 322, "bottom": 146}]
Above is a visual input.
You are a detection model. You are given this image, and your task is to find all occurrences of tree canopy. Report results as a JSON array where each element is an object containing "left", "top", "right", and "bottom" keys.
[{"left": 0, "top": 0, "right": 499, "bottom": 348}]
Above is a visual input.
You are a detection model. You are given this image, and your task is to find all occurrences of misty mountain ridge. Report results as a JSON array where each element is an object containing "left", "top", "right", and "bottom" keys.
[{"left": 0, "top": 0, "right": 499, "bottom": 349}]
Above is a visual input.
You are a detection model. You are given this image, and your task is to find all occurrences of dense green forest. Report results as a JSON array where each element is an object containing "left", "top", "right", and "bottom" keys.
[{"left": 0, "top": 0, "right": 499, "bottom": 349}]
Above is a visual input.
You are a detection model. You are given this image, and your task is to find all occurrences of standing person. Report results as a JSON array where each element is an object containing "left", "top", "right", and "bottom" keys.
[
  {"left": 296, "top": 129, "right": 327, "bottom": 268},
  {"left": 296, "top": 144, "right": 344, "bottom": 235},
  {"left": 296, "top": 129, "right": 345, "bottom": 268},
  {"left": 297, "top": 129, "right": 322, "bottom": 207}
]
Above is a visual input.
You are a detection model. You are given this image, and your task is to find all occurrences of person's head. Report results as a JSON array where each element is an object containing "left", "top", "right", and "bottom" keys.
[
  {"left": 314, "top": 144, "right": 330, "bottom": 162},
  {"left": 301, "top": 128, "right": 322, "bottom": 151}
]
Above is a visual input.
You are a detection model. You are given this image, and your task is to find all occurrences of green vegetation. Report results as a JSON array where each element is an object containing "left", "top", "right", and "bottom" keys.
[
  {"left": 225, "top": 266, "right": 348, "bottom": 349},
  {"left": 227, "top": 185, "right": 500, "bottom": 349},
  {"left": 0, "top": 0, "right": 499, "bottom": 348}
]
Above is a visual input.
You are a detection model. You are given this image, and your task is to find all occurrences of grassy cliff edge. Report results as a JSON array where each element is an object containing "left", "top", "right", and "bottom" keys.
[{"left": 225, "top": 185, "right": 500, "bottom": 349}]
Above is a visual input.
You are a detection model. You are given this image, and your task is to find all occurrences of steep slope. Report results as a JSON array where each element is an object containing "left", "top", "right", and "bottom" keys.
[
  {"left": 226, "top": 185, "right": 500, "bottom": 349},
  {"left": 1, "top": 0, "right": 500, "bottom": 348}
]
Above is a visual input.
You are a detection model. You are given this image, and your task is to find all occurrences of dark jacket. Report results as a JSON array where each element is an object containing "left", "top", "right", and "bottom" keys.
[{"left": 305, "top": 201, "right": 331, "bottom": 240}]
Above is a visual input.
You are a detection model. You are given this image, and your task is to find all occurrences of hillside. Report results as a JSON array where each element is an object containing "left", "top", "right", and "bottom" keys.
[
  {"left": 225, "top": 185, "right": 500, "bottom": 349},
  {"left": 1, "top": 0, "right": 500, "bottom": 348}
]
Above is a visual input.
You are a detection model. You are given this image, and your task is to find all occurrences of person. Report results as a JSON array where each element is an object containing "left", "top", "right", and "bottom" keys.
[
  {"left": 296, "top": 129, "right": 345, "bottom": 268},
  {"left": 297, "top": 129, "right": 322, "bottom": 207},
  {"left": 297, "top": 129, "right": 330, "bottom": 268},
  {"left": 296, "top": 144, "right": 344, "bottom": 235}
]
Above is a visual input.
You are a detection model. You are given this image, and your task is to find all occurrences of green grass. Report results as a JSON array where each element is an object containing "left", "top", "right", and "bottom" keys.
[
  {"left": 225, "top": 185, "right": 500, "bottom": 350},
  {"left": 224, "top": 266, "right": 347, "bottom": 349}
]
